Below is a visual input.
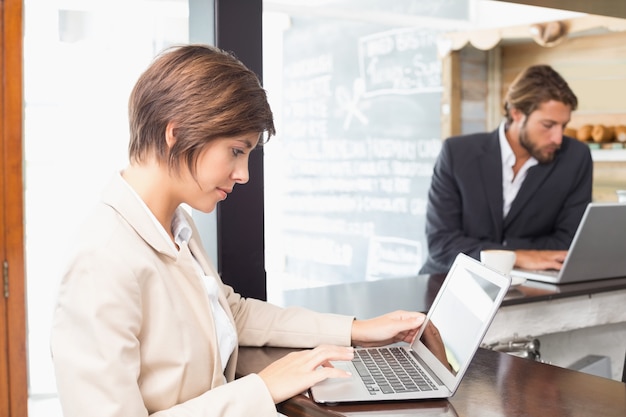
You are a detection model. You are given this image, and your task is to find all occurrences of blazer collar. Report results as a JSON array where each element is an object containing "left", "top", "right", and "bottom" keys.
[{"left": 101, "top": 173, "right": 178, "bottom": 259}]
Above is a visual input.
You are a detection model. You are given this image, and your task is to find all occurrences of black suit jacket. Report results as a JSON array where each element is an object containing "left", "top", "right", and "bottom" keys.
[{"left": 420, "top": 129, "right": 593, "bottom": 274}]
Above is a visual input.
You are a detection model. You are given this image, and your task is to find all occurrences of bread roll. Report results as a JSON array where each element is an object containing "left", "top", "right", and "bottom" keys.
[
  {"left": 591, "top": 124, "right": 614, "bottom": 143},
  {"left": 615, "top": 125, "right": 626, "bottom": 143},
  {"left": 576, "top": 124, "right": 593, "bottom": 142}
]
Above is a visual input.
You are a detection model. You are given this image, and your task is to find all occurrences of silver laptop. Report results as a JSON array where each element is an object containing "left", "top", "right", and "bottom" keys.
[
  {"left": 309, "top": 253, "right": 510, "bottom": 404},
  {"left": 511, "top": 202, "right": 626, "bottom": 284}
]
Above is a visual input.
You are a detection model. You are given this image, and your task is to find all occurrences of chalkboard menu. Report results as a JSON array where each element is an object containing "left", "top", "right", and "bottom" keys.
[{"left": 273, "top": 14, "right": 456, "bottom": 284}]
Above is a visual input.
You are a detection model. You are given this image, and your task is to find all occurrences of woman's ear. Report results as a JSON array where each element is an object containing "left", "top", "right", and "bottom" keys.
[{"left": 165, "top": 121, "right": 177, "bottom": 149}]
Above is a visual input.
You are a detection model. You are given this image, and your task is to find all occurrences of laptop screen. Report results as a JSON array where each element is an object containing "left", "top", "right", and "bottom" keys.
[
  {"left": 418, "top": 262, "right": 502, "bottom": 376},
  {"left": 309, "top": 253, "right": 509, "bottom": 403}
]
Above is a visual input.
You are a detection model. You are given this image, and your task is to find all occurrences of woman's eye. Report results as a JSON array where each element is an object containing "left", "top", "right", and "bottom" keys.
[{"left": 232, "top": 148, "right": 244, "bottom": 157}]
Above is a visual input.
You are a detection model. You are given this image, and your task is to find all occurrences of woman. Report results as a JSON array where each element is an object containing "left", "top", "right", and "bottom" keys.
[{"left": 51, "top": 44, "right": 425, "bottom": 417}]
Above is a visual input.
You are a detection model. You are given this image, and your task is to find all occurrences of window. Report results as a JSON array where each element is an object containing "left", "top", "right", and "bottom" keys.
[
  {"left": 261, "top": 0, "right": 585, "bottom": 307},
  {"left": 23, "top": 1, "right": 189, "bottom": 414},
  {"left": 262, "top": 0, "right": 465, "bottom": 305}
]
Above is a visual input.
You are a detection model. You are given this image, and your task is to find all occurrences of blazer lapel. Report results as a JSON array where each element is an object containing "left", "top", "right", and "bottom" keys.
[
  {"left": 188, "top": 232, "right": 239, "bottom": 382},
  {"left": 188, "top": 238, "right": 234, "bottom": 321},
  {"left": 176, "top": 241, "right": 229, "bottom": 385},
  {"left": 505, "top": 161, "right": 557, "bottom": 226},
  {"left": 188, "top": 238, "right": 237, "bottom": 335},
  {"left": 479, "top": 133, "right": 505, "bottom": 240}
]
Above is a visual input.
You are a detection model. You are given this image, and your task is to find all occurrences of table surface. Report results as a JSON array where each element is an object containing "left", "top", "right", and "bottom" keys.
[
  {"left": 281, "top": 274, "right": 626, "bottom": 318},
  {"left": 237, "top": 346, "right": 626, "bottom": 417}
]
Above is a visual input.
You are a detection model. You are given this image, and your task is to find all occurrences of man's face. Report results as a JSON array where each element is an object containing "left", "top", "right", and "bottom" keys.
[{"left": 516, "top": 100, "right": 572, "bottom": 163}]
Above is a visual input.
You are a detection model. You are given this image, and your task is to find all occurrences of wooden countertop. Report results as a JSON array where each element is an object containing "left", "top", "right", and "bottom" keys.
[
  {"left": 280, "top": 274, "right": 626, "bottom": 317},
  {"left": 236, "top": 346, "right": 626, "bottom": 417}
]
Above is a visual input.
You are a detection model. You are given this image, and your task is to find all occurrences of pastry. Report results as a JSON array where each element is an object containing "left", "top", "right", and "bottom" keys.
[
  {"left": 591, "top": 124, "right": 614, "bottom": 143},
  {"left": 576, "top": 124, "right": 593, "bottom": 142},
  {"left": 615, "top": 125, "right": 626, "bottom": 142}
]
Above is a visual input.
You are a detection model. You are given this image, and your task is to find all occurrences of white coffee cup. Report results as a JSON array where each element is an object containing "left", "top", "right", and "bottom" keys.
[{"left": 480, "top": 250, "right": 516, "bottom": 275}]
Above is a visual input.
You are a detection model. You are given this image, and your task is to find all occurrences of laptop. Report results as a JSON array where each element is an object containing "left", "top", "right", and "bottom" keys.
[
  {"left": 309, "top": 253, "right": 511, "bottom": 404},
  {"left": 511, "top": 202, "right": 626, "bottom": 284}
]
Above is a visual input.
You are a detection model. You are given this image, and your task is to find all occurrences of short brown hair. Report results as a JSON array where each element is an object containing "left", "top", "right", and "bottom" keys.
[
  {"left": 503, "top": 65, "right": 577, "bottom": 124},
  {"left": 128, "top": 44, "right": 275, "bottom": 175}
]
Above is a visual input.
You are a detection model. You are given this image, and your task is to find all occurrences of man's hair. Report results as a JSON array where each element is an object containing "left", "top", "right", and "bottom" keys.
[
  {"left": 128, "top": 44, "right": 275, "bottom": 175},
  {"left": 503, "top": 64, "right": 577, "bottom": 124}
]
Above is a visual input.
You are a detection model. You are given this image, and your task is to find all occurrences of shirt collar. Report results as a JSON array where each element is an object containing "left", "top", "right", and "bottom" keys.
[
  {"left": 171, "top": 208, "right": 192, "bottom": 246},
  {"left": 498, "top": 121, "right": 516, "bottom": 168}
]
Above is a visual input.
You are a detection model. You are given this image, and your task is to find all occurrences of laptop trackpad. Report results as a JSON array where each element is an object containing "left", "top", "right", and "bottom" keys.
[{"left": 310, "top": 361, "right": 368, "bottom": 403}]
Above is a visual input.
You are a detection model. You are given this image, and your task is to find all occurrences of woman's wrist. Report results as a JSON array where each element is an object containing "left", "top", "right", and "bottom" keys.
[{"left": 350, "top": 317, "right": 364, "bottom": 346}]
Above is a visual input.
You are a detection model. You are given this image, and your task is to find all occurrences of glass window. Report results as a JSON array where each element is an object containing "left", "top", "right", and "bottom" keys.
[
  {"left": 23, "top": 1, "right": 188, "bottom": 414},
  {"left": 261, "top": 0, "right": 583, "bottom": 306},
  {"left": 262, "top": 1, "right": 467, "bottom": 305}
]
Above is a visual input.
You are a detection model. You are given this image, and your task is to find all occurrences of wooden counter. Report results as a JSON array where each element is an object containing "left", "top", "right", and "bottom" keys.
[
  {"left": 281, "top": 275, "right": 626, "bottom": 380},
  {"left": 280, "top": 273, "right": 626, "bottom": 320},
  {"left": 237, "top": 345, "right": 626, "bottom": 417}
]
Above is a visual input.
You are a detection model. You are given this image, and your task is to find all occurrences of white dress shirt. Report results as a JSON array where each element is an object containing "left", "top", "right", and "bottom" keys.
[{"left": 498, "top": 122, "right": 538, "bottom": 217}]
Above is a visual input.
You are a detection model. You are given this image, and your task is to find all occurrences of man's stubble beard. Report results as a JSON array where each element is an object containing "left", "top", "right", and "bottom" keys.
[{"left": 518, "top": 121, "right": 558, "bottom": 164}]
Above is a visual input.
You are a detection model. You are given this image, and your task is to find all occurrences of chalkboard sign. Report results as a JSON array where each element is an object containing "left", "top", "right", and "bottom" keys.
[{"left": 272, "top": 13, "right": 460, "bottom": 284}]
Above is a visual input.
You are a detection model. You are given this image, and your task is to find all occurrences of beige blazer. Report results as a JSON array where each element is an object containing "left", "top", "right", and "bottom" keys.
[{"left": 51, "top": 174, "right": 354, "bottom": 417}]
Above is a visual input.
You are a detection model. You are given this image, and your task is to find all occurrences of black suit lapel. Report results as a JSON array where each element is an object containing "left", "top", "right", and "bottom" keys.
[
  {"left": 479, "top": 134, "right": 505, "bottom": 240},
  {"left": 505, "top": 161, "right": 557, "bottom": 226}
]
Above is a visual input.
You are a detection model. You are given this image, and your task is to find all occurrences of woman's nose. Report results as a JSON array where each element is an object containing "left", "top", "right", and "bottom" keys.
[{"left": 233, "top": 158, "right": 250, "bottom": 184}]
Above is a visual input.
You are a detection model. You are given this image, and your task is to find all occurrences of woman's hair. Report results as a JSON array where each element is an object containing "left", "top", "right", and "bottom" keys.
[
  {"left": 503, "top": 64, "right": 577, "bottom": 124},
  {"left": 128, "top": 44, "right": 275, "bottom": 175}
]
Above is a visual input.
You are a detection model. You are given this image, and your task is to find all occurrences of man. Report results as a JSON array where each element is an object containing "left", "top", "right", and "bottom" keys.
[{"left": 420, "top": 65, "right": 592, "bottom": 275}]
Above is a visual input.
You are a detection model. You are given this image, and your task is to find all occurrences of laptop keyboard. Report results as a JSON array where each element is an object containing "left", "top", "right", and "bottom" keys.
[
  {"left": 352, "top": 347, "right": 437, "bottom": 395},
  {"left": 514, "top": 268, "right": 559, "bottom": 277}
]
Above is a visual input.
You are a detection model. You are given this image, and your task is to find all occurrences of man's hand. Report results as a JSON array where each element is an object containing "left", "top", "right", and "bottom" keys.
[{"left": 514, "top": 249, "right": 567, "bottom": 270}]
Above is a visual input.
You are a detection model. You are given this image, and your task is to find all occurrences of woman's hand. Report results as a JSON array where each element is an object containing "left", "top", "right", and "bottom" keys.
[
  {"left": 351, "top": 310, "right": 426, "bottom": 347},
  {"left": 257, "top": 344, "right": 354, "bottom": 404}
]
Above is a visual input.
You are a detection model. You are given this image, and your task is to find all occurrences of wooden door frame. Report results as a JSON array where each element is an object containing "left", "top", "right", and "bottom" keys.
[{"left": 1, "top": 0, "right": 28, "bottom": 416}]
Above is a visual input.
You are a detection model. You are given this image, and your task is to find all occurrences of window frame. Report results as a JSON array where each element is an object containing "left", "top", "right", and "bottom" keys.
[
  {"left": 1, "top": 0, "right": 28, "bottom": 415},
  {"left": 214, "top": 0, "right": 267, "bottom": 300}
]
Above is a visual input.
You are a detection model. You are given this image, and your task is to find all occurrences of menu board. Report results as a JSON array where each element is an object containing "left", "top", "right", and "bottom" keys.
[{"left": 275, "top": 19, "right": 446, "bottom": 284}]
